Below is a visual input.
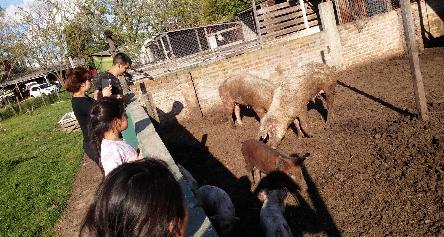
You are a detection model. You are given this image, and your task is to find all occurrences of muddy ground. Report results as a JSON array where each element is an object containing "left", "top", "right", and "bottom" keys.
[{"left": 155, "top": 48, "right": 444, "bottom": 236}]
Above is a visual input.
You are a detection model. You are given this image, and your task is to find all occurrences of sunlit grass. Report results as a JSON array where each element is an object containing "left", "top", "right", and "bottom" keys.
[{"left": 0, "top": 99, "right": 83, "bottom": 236}]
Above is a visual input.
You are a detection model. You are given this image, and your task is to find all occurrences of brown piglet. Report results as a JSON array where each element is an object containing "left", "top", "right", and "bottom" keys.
[{"left": 241, "top": 139, "right": 306, "bottom": 189}]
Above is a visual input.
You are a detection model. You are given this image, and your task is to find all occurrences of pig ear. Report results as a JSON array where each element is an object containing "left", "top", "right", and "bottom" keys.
[
  {"left": 279, "top": 188, "right": 288, "bottom": 201},
  {"left": 258, "top": 190, "right": 268, "bottom": 202}
]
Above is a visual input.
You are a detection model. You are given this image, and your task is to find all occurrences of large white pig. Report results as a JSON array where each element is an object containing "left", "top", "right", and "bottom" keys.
[{"left": 259, "top": 62, "right": 337, "bottom": 148}]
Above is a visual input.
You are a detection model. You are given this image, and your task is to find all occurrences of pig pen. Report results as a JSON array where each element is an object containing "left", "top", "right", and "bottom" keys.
[{"left": 153, "top": 48, "right": 444, "bottom": 236}]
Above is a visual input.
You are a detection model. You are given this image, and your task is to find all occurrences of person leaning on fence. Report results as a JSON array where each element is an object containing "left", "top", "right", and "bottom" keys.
[
  {"left": 80, "top": 159, "right": 188, "bottom": 237},
  {"left": 64, "top": 67, "right": 112, "bottom": 166},
  {"left": 93, "top": 52, "right": 132, "bottom": 101},
  {"left": 89, "top": 97, "right": 143, "bottom": 176}
]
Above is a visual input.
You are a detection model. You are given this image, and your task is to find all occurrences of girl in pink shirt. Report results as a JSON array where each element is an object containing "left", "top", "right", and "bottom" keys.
[{"left": 89, "top": 97, "right": 142, "bottom": 175}]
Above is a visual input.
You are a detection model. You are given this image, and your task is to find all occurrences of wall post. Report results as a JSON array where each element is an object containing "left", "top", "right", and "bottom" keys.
[{"left": 319, "top": 1, "right": 344, "bottom": 67}]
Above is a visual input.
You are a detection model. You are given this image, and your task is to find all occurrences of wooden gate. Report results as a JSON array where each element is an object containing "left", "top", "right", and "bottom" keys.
[{"left": 253, "top": 0, "right": 320, "bottom": 39}]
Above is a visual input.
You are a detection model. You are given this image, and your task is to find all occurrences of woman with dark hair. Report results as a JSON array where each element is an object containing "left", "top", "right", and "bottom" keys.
[
  {"left": 89, "top": 97, "right": 142, "bottom": 175},
  {"left": 65, "top": 67, "right": 111, "bottom": 166},
  {"left": 80, "top": 159, "right": 188, "bottom": 237}
]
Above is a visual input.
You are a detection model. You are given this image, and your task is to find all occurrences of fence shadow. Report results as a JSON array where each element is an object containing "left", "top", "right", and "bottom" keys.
[
  {"left": 337, "top": 80, "right": 417, "bottom": 118},
  {"left": 151, "top": 101, "right": 262, "bottom": 236},
  {"left": 254, "top": 168, "right": 341, "bottom": 237}
]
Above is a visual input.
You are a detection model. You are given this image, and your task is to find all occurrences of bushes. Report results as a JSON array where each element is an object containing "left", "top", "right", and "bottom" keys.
[{"left": 0, "top": 92, "right": 70, "bottom": 121}]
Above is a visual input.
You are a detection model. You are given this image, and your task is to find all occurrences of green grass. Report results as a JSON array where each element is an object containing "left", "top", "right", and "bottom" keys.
[{"left": 0, "top": 99, "right": 83, "bottom": 237}]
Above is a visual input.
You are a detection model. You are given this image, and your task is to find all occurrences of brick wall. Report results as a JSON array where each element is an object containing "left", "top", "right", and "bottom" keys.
[
  {"left": 138, "top": 33, "right": 329, "bottom": 120},
  {"left": 338, "top": 10, "right": 405, "bottom": 66},
  {"left": 420, "top": 0, "right": 444, "bottom": 39},
  {"left": 136, "top": 1, "right": 442, "bottom": 121}
]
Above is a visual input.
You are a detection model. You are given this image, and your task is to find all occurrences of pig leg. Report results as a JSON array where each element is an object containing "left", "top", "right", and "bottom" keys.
[
  {"left": 222, "top": 99, "right": 236, "bottom": 127},
  {"left": 324, "top": 84, "right": 336, "bottom": 122},
  {"left": 297, "top": 112, "right": 313, "bottom": 138},
  {"left": 251, "top": 168, "right": 256, "bottom": 184},
  {"left": 292, "top": 119, "right": 303, "bottom": 138},
  {"left": 234, "top": 103, "right": 243, "bottom": 125},
  {"left": 245, "top": 161, "right": 255, "bottom": 184}
]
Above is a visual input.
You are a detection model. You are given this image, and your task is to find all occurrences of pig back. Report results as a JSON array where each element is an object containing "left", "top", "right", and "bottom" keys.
[
  {"left": 225, "top": 74, "right": 275, "bottom": 110},
  {"left": 241, "top": 140, "right": 284, "bottom": 174}
]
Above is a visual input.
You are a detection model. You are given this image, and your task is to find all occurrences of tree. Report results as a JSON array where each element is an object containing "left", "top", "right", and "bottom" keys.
[
  {"left": 7, "top": 0, "right": 255, "bottom": 71},
  {"left": 199, "top": 0, "right": 251, "bottom": 24},
  {"left": 0, "top": 7, "right": 29, "bottom": 82},
  {"left": 11, "top": 0, "right": 78, "bottom": 85}
]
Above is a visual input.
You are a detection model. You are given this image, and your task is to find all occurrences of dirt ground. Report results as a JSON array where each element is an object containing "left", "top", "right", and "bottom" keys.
[
  {"left": 155, "top": 48, "right": 444, "bottom": 236},
  {"left": 54, "top": 156, "right": 102, "bottom": 237}
]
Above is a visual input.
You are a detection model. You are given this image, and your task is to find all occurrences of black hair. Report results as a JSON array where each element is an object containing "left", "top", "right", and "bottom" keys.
[
  {"left": 89, "top": 97, "right": 125, "bottom": 157},
  {"left": 113, "top": 52, "right": 132, "bottom": 66},
  {"left": 80, "top": 159, "right": 187, "bottom": 237}
]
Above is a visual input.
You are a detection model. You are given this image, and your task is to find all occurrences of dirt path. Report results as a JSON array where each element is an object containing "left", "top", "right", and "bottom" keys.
[{"left": 54, "top": 156, "right": 102, "bottom": 237}]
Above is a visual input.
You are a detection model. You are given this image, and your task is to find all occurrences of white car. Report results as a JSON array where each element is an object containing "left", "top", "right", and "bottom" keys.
[{"left": 29, "top": 83, "right": 59, "bottom": 97}]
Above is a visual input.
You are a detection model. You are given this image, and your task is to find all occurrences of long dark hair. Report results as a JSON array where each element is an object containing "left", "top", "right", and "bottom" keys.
[
  {"left": 89, "top": 97, "right": 125, "bottom": 157},
  {"left": 80, "top": 159, "right": 187, "bottom": 237}
]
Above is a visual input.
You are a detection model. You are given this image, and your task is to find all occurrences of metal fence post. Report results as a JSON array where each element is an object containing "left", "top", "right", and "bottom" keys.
[
  {"left": 195, "top": 29, "right": 203, "bottom": 52},
  {"left": 252, "top": 0, "right": 263, "bottom": 43},
  {"left": 165, "top": 33, "right": 175, "bottom": 58}
]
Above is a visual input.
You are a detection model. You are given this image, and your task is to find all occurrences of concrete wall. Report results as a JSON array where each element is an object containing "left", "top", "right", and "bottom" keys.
[
  {"left": 126, "top": 98, "right": 218, "bottom": 237},
  {"left": 135, "top": 1, "right": 443, "bottom": 121}
]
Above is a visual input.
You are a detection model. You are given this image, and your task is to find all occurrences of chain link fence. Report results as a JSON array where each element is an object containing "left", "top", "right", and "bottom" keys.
[
  {"left": 143, "top": 22, "right": 245, "bottom": 64},
  {"left": 333, "top": 0, "right": 405, "bottom": 24}
]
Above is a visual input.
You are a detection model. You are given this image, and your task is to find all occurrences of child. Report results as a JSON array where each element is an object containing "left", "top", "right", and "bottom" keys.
[
  {"left": 89, "top": 97, "right": 142, "bottom": 175},
  {"left": 80, "top": 159, "right": 188, "bottom": 237},
  {"left": 65, "top": 67, "right": 111, "bottom": 166}
]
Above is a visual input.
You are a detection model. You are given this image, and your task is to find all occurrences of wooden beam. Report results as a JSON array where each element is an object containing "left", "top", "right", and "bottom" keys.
[
  {"left": 400, "top": 0, "right": 428, "bottom": 120},
  {"left": 256, "top": 1, "right": 291, "bottom": 15}
]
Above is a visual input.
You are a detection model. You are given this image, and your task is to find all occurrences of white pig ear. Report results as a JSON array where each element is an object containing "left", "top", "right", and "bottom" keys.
[{"left": 258, "top": 190, "right": 268, "bottom": 202}]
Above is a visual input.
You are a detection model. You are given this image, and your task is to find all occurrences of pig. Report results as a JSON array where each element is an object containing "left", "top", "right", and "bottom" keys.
[
  {"left": 258, "top": 188, "right": 293, "bottom": 237},
  {"left": 241, "top": 139, "right": 306, "bottom": 190},
  {"left": 177, "top": 164, "right": 199, "bottom": 192},
  {"left": 259, "top": 62, "right": 337, "bottom": 148},
  {"left": 218, "top": 67, "right": 284, "bottom": 126},
  {"left": 195, "top": 185, "right": 239, "bottom": 236}
]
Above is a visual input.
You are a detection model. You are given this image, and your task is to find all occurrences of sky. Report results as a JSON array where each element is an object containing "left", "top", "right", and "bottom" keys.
[{"left": 0, "top": 0, "right": 23, "bottom": 8}]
